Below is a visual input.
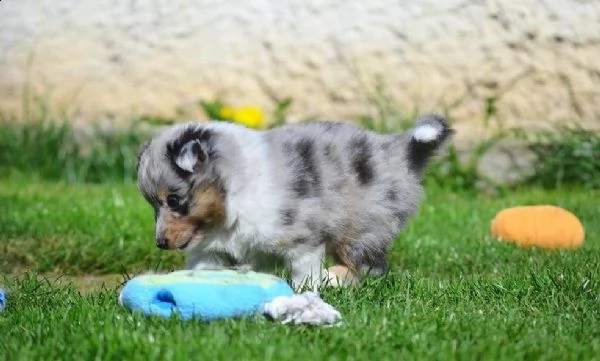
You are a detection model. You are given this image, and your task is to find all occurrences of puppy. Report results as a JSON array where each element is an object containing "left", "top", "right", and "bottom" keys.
[{"left": 136, "top": 114, "right": 452, "bottom": 287}]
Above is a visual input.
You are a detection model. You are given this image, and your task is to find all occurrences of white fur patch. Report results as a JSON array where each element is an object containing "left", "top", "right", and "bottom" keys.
[
  {"left": 413, "top": 124, "right": 441, "bottom": 143},
  {"left": 262, "top": 292, "right": 342, "bottom": 326}
]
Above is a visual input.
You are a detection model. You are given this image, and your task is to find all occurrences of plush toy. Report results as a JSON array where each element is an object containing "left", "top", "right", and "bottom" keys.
[
  {"left": 119, "top": 270, "right": 341, "bottom": 326},
  {"left": 491, "top": 205, "right": 585, "bottom": 249},
  {"left": 0, "top": 288, "right": 5, "bottom": 311}
]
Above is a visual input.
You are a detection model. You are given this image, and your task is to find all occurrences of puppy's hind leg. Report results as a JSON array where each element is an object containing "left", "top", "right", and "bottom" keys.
[{"left": 331, "top": 237, "right": 390, "bottom": 284}]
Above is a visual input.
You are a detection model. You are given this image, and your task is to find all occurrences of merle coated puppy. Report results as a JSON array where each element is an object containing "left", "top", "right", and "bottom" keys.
[{"left": 136, "top": 114, "right": 453, "bottom": 287}]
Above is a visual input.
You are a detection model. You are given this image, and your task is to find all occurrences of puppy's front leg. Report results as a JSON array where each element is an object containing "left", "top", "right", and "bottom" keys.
[
  {"left": 287, "top": 244, "right": 327, "bottom": 290},
  {"left": 185, "top": 250, "right": 236, "bottom": 271}
]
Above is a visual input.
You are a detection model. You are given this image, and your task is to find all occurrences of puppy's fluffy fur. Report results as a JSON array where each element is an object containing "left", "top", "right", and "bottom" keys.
[{"left": 136, "top": 115, "right": 453, "bottom": 287}]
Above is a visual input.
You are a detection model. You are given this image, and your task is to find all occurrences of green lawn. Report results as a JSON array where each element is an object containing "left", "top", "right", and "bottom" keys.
[{"left": 1, "top": 177, "right": 599, "bottom": 360}]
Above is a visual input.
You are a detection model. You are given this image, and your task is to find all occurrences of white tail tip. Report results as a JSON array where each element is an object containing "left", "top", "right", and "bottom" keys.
[{"left": 412, "top": 123, "right": 442, "bottom": 143}]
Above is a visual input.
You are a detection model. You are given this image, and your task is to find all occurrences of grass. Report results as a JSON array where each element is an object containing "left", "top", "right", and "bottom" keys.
[
  {"left": 513, "top": 125, "right": 600, "bottom": 189},
  {"left": 0, "top": 176, "right": 181, "bottom": 275},
  {"left": 1, "top": 176, "right": 599, "bottom": 360},
  {"left": 0, "top": 119, "right": 146, "bottom": 183}
]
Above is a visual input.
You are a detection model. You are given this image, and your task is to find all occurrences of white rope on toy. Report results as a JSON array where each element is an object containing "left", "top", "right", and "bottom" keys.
[{"left": 261, "top": 291, "right": 342, "bottom": 326}]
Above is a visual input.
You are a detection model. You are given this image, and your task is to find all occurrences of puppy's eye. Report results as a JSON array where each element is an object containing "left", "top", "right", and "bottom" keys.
[{"left": 166, "top": 194, "right": 181, "bottom": 209}]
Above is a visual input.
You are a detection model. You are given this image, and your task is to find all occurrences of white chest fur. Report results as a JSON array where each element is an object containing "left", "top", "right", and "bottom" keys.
[{"left": 187, "top": 123, "right": 286, "bottom": 267}]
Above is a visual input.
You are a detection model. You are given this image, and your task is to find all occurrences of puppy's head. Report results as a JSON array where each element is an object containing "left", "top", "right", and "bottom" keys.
[{"left": 136, "top": 123, "right": 226, "bottom": 251}]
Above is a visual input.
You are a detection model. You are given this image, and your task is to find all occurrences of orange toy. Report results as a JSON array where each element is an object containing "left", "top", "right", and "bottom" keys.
[{"left": 491, "top": 205, "right": 584, "bottom": 249}]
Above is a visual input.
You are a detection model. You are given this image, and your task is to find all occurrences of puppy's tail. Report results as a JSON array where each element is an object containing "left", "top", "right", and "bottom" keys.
[{"left": 404, "top": 113, "right": 454, "bottom": 175}]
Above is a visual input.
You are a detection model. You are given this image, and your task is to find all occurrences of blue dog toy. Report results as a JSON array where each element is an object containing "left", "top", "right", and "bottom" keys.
[
  {"left": 0, "top": 288, "right": 5, "bottom": 311},
  {"left": 119, "top": 270, "right": 341, "bottom": 325}
]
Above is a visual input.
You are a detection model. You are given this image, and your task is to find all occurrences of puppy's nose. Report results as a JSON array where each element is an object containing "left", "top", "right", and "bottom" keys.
[{"left": 156, "top": 236, "right": 169, "bottom": 249}]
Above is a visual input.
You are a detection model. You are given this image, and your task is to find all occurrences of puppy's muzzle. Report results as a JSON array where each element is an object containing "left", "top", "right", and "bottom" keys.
[
  {"left": 155, "top": 235, "right": 194, "bottom": 250},
  {"left": 156, "top": 236, "right": 169, "bottom": 249}
]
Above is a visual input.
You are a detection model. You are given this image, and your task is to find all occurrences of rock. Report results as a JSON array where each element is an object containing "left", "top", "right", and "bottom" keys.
[{"left": 476, "top": 138, "right": 538, "bottom": 186}]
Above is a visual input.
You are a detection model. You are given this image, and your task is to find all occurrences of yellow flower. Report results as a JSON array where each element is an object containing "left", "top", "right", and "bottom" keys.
[
  {"left": 218, "top": 106, "right": 235, "bottom": 120},
  {"left": 232, "top": 105, "right": 265, "bottom": 129}
]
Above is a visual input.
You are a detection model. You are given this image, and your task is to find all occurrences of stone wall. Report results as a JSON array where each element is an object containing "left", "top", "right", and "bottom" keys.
[{"left": 1, "top": 0, "right": 599, "bottom": 140}]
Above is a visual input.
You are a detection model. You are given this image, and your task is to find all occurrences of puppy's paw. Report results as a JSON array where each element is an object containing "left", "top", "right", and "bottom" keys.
[
  {"left": 322, "top": 265, "right": 358, "bottom": 287},
  {"left": 231, "top": 264, "right": 253, "bottom": 273},
  {"left": 189, "top": 262, "right": 228, "bottom": 271}
]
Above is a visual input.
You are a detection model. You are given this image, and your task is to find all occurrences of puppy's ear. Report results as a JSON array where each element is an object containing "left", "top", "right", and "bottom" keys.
[
  {"left": 167, "top": 126, "right": 213, "bottom": 176},
  {"left": 174, "top": 139, "right": 207, "bottom": 173}
]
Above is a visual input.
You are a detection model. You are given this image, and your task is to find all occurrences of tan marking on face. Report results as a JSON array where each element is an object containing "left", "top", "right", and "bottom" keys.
[
  {"left": 189, "top": 183, "right": 226, "bottom": 224},
  {"left": 162, "top": 213, "right": 197, "bottom": 249},
  {"left": 159, "top": 183, "right": 226, "bottom": 250}
]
